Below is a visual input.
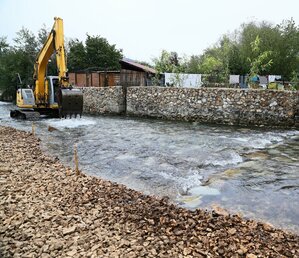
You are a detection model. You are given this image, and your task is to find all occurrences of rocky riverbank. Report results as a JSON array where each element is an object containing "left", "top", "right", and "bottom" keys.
[{"left": 0, "top": 126, "right": 298, "bottom": 257}]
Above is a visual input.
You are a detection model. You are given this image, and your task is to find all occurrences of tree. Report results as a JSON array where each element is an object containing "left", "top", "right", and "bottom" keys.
[
  {"left": 196, "top": 20, "right": 299, "bottom": 81},
  {"left": 0, "top": 28, "right": 38, "bottom": 100},
  {"left": 236, "top": 22, "right": 277, "bottom": 75},
  {"left": 85, "top": 34, "right": 122, "bottom": 70},
  {"left": 0, "top": 37, "right": 12, "bottom": 93},
  {"left": 67, "top": 34, "right": 123, "bottom": 71},
  {"left": 12, "top": 27, "right": 39, "bottom": 86},
  {"left": 0, "top": 37, "right": 9, "bottom": 54},
  {"left": 67, "top": 39, "right": 87, "bottom": 71},
  {"left": 186, "top": 55, "right": 201, "bottom": 74},
  {"left": 0, "top": 37, "right": 9, "bottom": 83},
  {"left": 227, "top": 43, "right": 243, "bottom": 74},
  {"left": 0, "top": 50, "right": 24, "bottom": 99},
  {"left": 153, "top": 50, "right": 186, "bottom": 73},
  {"left": 200, "top": 56, "right": 222, "bottom": 74},
  {"left": 275, "top": 18, "right": 299, "bottom": 79},
  {"left": 0, "top": 26, "right": 57, "bottom": 99},
  {"left": 152, "top": 50, "right": 187, "bottom": 86},
  {"left": 247, "top": 36, "right": 273, "bottom": 85},
  {"left": 37, "top": 24, "right": 49, "bottom": 48},
  {"left": 193, "top": 36, "right": 235, "bottom": 82}
]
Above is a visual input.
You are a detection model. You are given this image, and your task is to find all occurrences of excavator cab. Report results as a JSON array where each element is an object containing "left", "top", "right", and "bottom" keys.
[
  {"left": 47, "top": 76, "right": 83, "bottom": 118},
  {"left": 48, "top": 76, "right": 59, "bottom": 105}
]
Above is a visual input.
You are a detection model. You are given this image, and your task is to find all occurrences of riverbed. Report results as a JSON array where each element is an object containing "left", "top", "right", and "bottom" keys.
[{"left": 1, "top": 101, "right": 298, "bottom": 233}]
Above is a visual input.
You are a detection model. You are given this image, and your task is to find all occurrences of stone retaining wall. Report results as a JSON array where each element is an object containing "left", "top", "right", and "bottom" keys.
[
  {"left": 81, "top": 86, "right": 125, "bottom": 115},
  {"left": 126, "top": 87, "right": 299, "bottom": 127},
  {"left": 80, "top": 86, "right": 299, "bottom": 126}
]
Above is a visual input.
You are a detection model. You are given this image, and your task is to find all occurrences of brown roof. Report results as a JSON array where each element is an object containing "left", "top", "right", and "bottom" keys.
[{"left": 120, "top": 58, "right": 156, "bottom": 74}]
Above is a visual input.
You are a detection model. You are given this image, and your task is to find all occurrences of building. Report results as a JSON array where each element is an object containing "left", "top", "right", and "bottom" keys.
[
  {"left": 120, "top": 58, "right": 156, "bottom": 87},
  {"left": 68, "top": 58, "right": 157, "bottom": 87},
  {"left": 69, "top": 70, "right": 120, "bottom": 87}
]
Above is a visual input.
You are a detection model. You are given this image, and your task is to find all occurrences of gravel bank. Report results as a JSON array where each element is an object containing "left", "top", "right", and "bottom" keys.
[{"left": 0, "top": 126, "right": 298, "bottom": 257}]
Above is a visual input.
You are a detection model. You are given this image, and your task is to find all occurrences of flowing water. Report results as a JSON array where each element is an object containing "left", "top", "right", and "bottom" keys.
[{"left": 1, "top": 101, "right": 298, "bottom": 234}]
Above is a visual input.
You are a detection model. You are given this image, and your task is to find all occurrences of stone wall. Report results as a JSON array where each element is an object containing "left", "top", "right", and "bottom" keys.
[
  {"left": 81, "top": 86, "right": 125, "bottom": 115},
  {"left": 126, "top": 87, "right": 299, "bottom": 127},
  {"left": 80, "top": 86, "right": 299, "bottom": 126}
]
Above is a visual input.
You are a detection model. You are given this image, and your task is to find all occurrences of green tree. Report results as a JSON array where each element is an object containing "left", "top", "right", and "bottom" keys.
[
  {"left": 85, "top": 34, "right": 122, "bottom": 70},
  {"left": 152, "top": 50, "right": 187, "bottom": 86},
  {"left": 37, "top": 24, "right": 49, "bottom": 48},
  {"left": 153, "top": 50, "right": 186, "bottom": 73},
  {"left": 247, "top": 35, "right": 273, "bottom": 85},
  {"left": 67, "top": 39, "right": 87, "bottom": 71},
  {"left": 0, "top": 37, "right": 9, "bottom": 54},
  {"left": 12, "top": 27, "right": 38, "bottom": 86},
  {"left": 275, "top": 18, "right": 299, "bottom": 79},
  {"left": 227, "top": 43, "right": 243, "bottom": 74},
  {"left": 194, "top": 36, "right": 235, "bottom": 82},
  {"left": 0, "top": 28, "right": 39, "bottom": 100},
  {"left": 0, "top": 37, "right": 12, "bottom": 94},
  {"left": 67, "top": 35, "right": 123, "bottom": 71},
  {"left": 0, "top": 45, "right": 27, "bottom": 99},
  {"left": 237, "top": 21, "right": 279, "bottom": 75},
  {"left": 289, "top": 70, "right": 299, "bottom": 90},
  {"left": 200, "top": 56, "right": 222, "bottom": 74},
  {"left": 199, "top": 20, "right": 299, "bottom": 80},
  {"left": 186, "top": 55, "right": 201, "bottom": 73}
]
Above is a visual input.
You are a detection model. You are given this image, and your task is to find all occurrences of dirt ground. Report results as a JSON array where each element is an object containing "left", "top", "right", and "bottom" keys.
[{"left": 0, "top": 126, "right": 298, "bottom": 257}]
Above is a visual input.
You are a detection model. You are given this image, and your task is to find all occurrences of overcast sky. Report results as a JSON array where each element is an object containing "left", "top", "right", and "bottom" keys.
[{"left": 0, "top": 0, "right": 298, "bottom": 63}]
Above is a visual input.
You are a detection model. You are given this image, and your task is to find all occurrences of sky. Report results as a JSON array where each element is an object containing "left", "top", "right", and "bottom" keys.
[{"left": 0, "top": 0, "right": 298, "bottom": 63}]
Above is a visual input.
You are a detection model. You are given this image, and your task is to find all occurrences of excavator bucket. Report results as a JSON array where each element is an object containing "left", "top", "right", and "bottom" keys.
[{"left": 58, "top": 88, "right": 83, "bottom": 118}]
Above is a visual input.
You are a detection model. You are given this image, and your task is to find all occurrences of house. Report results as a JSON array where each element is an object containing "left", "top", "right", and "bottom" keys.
[
  {"left": 119, "top": 58, "right": 156, "bottom": 87},
  {"left": 68, "top": 70, "right": 120, "bottom": 87},
  {"left": 68, "top": 58, "right": 157, "bottom": 87}
]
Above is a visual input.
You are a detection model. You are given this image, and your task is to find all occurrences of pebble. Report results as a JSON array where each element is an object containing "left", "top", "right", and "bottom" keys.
[{"left": 0, "top": 126, "right": 298, "bottom": 257}]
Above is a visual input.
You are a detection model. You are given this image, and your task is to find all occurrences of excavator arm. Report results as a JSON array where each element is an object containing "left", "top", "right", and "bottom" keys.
[{"left": 33, "top": 17, "right": 83, "bottom": 118}]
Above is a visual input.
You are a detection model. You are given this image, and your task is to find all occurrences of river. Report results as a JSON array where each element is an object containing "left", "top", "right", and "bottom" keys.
[{"left": 1, "top": 101, "right": 298, "bottom": 233}]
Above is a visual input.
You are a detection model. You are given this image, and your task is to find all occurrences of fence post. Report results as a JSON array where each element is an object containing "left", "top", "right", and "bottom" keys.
[{"left": 74, "top": 144, "right": 80, "bottom": 175}]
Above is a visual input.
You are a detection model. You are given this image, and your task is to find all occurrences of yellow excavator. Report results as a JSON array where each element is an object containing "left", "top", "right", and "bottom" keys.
[{"left": 10, "top": 17, "right": 83, "bottom": 119}]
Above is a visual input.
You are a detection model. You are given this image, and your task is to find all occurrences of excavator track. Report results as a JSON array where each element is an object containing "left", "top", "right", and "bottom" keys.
[{"left": 10, "top": 110, "right": 40, "bottom": 120}]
